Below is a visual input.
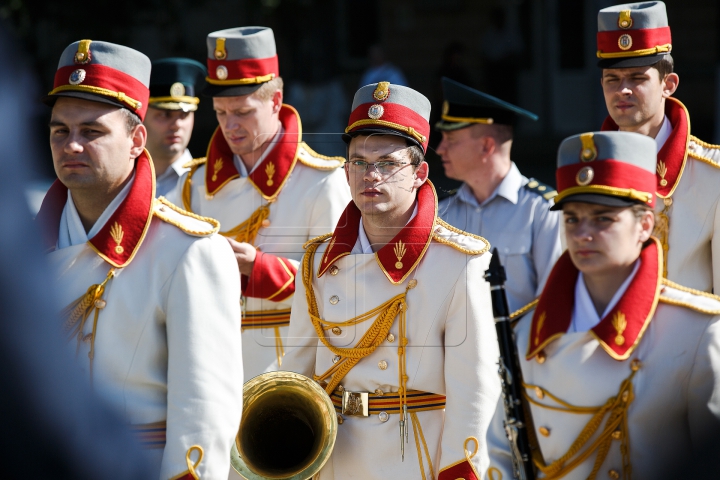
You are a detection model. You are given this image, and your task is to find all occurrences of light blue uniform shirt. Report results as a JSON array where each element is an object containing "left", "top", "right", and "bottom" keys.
[{"left": 438, "top": 163, "right": 562, "bottom": 312}]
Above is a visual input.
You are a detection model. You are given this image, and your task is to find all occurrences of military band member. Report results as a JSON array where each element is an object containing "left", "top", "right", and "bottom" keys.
[
  {"left": 436, "top": 78, "right": 562, "bottom": 313},
  {"left": 486, "top": 131, "right": 720, "bottom": 479},
  {"left": 167, "top": 27, "right": 351, "bottom": 380},
  {"left": 145, "top": 58, "right": 206, "bottom": 197},
  {"left": 284, "top": 82, "right": 501, "bottom": 479},
  {"left": 37, "top": 40, "right": 243, "bottom": 479},
  {"left": 597, "top": 1, "right": 720, "bottom": 292}
]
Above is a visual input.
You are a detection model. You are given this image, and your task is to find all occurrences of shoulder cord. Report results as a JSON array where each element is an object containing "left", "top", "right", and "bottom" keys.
[
  {"left": 62, "top": 267, "right": 116, "bottom": 385},
  {"left": 522, "top": 366, "right": 638, "bottom": 480}
]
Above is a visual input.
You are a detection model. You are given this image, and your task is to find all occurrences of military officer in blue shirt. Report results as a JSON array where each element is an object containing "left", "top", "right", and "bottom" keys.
[{"left": 437, "top": 78, "right": 562, "bottom": 312}]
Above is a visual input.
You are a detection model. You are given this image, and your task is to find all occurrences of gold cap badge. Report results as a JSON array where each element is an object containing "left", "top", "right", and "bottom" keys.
[
  {"left": 576, "top": 166, "right": 595, "bottom": 186},
  {"left": 74, "top": 39, "right": 92, "bottom": 64},
  {"left": 579, "top": 133, "right": 598, "bottom": 162},
  {"left": 169, "top": 82, "right": 185, "bottom": 97},
  {"left": 214, "top": 37, "right": 227, "bottom": 60},
  {"left": 618, "top": 10, "right": 633, "bottom": 29},
  {"left": 373, "top": 81, "right": 390, "bottom": 101}
]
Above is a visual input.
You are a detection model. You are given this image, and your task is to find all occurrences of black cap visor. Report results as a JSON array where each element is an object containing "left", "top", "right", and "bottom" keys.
[
  {"left": 550, "top": 193, "right": 644, "bottom": 211},
  {"left": 597, "top": 52, "right": 668, "bottom": 69},
  {"left": 43, "top": 91, "right": 137, "bottom": 115},
  {"left": 342, "top": 127, "right": 424, "bottom": 152},
  {"left": 201, "top": 82, "right": 263, "bottom": 97}
]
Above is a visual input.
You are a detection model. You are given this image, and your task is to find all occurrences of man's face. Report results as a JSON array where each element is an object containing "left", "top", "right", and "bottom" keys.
[
  {"left": 435, "top": 125, "right": 489, "bottom": 181},
  {"left": 49, "top": 97, "right": 143, "bottom": 193},
  {"left": 213, "top": 91, "right": 280, "bottom": 157},
  {"left": 345, "top": 134, "right": 427, "bottom": 219},
  {"left": 601, "top": 66, "right": 674, "bottom": 130},
  {"left": 563, "top": 202, "right": 652, "bottom": 276},
  {"left": 144, "top": 107, "right": 194, "bottom": 159}
]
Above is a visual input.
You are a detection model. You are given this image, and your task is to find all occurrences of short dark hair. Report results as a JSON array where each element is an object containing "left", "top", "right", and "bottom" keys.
[
  {"left": 651, "top": 54, "right": 674, "bottom": 79},
  {"left": 404, "top": 140, "right": 425, "bottom": 166},
  {"left": 631, "top": 203, "right": 652, "bottom": 220},
  {"left": 120, "top": 108, "right": 142, "bottom": 135},
  {"left": 470, "top": 123, "right": 514, "bottom": 144}
]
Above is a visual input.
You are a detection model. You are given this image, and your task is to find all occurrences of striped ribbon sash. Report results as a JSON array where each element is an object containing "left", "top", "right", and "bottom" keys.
[
  {"left": 241, "top": 308, "right": 291, "bottom": 329},
  {"left": 331, "top": 389, "right": 446, "bottom": 415},
  {"left": 131, "top": 421, "right": 166, "bottom": 449}
]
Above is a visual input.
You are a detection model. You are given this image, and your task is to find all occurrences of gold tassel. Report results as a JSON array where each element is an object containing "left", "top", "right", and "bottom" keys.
[
  {"left": 220, "top": 203, "right": 271, "bottom": 245},
  {"left": 653, "top": 197, "right": 672, "bottom": 278}
]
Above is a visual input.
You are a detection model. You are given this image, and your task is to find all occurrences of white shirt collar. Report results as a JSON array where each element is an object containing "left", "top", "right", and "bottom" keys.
[
  {"left": 456, "top": 162, "right": 523, "bottom": 207},
  {"left": 655, "top": 115, "right": 672, "bottom": 152},
  {"left": 57, "top": 172, "right": 135, "bottom": 249},
  {"left": 233, "top": 123, "right": 284, "bottom": 177},
  {"left": 355, "top": 203, "right": 419, "bottom": 254},
  {"left": 569, "top": 259, "right": 640, "bottom": 333},
  {"left": 155, "top": 149, "right": 192, "bottom": 183}
]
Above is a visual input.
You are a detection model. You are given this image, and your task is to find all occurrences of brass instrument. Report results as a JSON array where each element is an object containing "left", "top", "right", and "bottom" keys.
[{"left": 231, "top": 371, "right": 338, "bottom": 480}]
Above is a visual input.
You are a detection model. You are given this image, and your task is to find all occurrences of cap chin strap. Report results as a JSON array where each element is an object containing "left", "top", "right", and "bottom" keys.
[{"left": 596, "top": 43, "right": 671, "bottom": 59}]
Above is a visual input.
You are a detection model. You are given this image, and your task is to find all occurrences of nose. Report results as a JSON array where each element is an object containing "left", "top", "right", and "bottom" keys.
[
  {"left": 570, "top": 219, "right": 593, "bottom": 243},
  {"left": 63, "top": 131, "right": 84, "bottom": 154},
  {"left": 618, "top": 79, "right": 633, "bottom": 96},
  {"left": 436, "top": 138, "right": 447, "bottom": 156},
  {"left": 362, "top": 163, "right": 382, "bottom": 182}
]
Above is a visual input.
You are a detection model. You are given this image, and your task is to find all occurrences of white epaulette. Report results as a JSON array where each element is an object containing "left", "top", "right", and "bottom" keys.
[
  {"left": 688, "top": 136, "right": 720, "bottom": 168},
  {"left": 432, "top": 218, "right": 490, "bottom": 255},
  {"left": 153, "top": 197, "right": 220, "bottom": 237},
  {"left": 182, "top": 156, "right": 207, "bottom": 170},
  {"left": 296, "top": 142, "right": 345, "bottom": 170},
  {"left": 659, "top": 278, "right": 720, "bottom": 315}
]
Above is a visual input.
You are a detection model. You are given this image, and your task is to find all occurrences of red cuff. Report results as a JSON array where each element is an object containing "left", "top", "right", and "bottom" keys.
[
  {"left": 243, "top": 251, "right": 297, "bottom": 302},
  {"left": 438, "top": 460, "right": 479, "bottom": 480}
]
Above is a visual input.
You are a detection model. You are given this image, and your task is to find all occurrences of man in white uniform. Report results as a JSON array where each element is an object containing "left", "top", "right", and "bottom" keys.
[
  {"left": 284, "top": 82, "right": 501, "bottom": 479},
  {"left": 437, "top": 78, "right": 562, "bottom": 312},
  {"left": 38, "top": 39, "right": 243, "bottom": 479},
  {"left": 485, "top": 131, "right": 720, "bottom": 479},
  {"left": 597, "top": 1, "right": 720, "bottom": 292},
  {"left": 168, "top": 27, "right": 351, "bottom": 379},
  {"left": 145, "top": 58, "right": 206, "bottom": 197}
]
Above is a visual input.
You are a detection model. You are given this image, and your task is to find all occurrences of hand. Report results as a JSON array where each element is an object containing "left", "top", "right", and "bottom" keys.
[{"left": 226, "top": 237, "right": 257, "bottom": 276}]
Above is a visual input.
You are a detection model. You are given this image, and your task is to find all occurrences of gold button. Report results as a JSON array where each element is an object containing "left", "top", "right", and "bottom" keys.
[
  {"left": 329, "top": 295, "right": 339, "bottom": 305},
  {"left": 386, "top": 333, "right": 395, "bottom": 343},
  {"left": 378, "top": 360, "right": 388, "bottom": 370},
  {"left": 332, "top": 355, "right": 341, "bottom": 364},
  {"left": 83, "top": 333, "right": 93, "bottom": 344},
  {"left": 539, "top": 427, "right": 550, "bottom": 437},
  {"left": 337, "top": 385, "right": 344, "bottom": 393},
  {"left": 375, "top": 388, "right": 384, "bottom": 396},
  {"left": 660, "top": 179, "right": 668, "bottom": 186},
  {"left": 611, "top": 429, "right": 622, "bottom": 440},
  {"left": 378, "top": 411, "right": 389, "bottom": 422},
  {"left": 608, "top": 469, "right": 620, "bottom": 479},
  {"left": 535, "top": 387, "right": 544, "bottom": 399},
  {"left": 664, "top": 197, "right": 673, "bottom": 207},
  {"left": 331, "top": 326, "right": 342, "bottom": 335},
  {"left": 408, "top": 279, "right": 418, "bottom": 289},
  {"left": 330, "top": 265, "right": 339, "bottom": 276},
  {"left": 622, "top": 391, "right": 630, "bottom": 403},
  {"left": 536, "top": 351, "right": 547, "bottom": 364},
  {"left": 94, "top": 299, "right": 107, "bottom": 309},
  {"left": 337, "top": 414, "right": 344, "bottom": 425},
  {"left": 630, "top": 359, "right": 642, "bottom": 371},
  {"left": 261, "top": 219, "right": 271, "bottom": 228}
]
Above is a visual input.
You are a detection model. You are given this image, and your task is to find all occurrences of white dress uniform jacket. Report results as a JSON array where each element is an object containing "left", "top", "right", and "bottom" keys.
[
  {"left": 486, "top": 238, "right": 720, "bottom": 479},
  {"left": 439, "top": 163, "right": 562, "bottom": 313},
  {"left": 167, "top": 104, "right": 351, "bottom": 380},
  {"left": 602, "top": 97, "right": 720, "bottom": 293},
  {"left": 284, "top": 182, "right": 501, "bottom": 480},
  {"left": 37, "top": 153, "right": 244, "bottom": 480}
]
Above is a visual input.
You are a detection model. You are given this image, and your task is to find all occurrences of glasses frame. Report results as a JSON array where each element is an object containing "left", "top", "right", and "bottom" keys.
[{"left": 345, "top": 160, "right": 417, "bottom": 177}]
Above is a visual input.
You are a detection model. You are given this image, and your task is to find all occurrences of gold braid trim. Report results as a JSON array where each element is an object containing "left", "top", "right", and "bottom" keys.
[
  {"left": 524, "top": 367, "right": 638, "bottom": 480},
  {"left": 688, "top": 151, "right": 720, "bottom": 168},
  {"left": 48, "top": 85, "right": 142, "bottom": 110},
  {"left": 182, "top": 157, "right": 207, "bottom": 170},
  {"left": 154, "top": 197, "right": 220, "bottom": 236},
  {"left": 432, "top": 218, "right": 491, "bottom": 255},
  {"left": 181, "top": 163, "right": 201, "bottom": 212},
  {"left": 659, "top": 278, "right": 720, "bottom": 314},
  {"left": 345, "top": 119, "right": 426, "bottom": 144},
  {"left": 220, "top": 203, "right": 271, "bottom": 245},
  {"left": 297, "top": 142, "right": 345, "bottom": 170},
  {"left": 303, "top": 233, "right": 333, "bottom": 250},
  {"left": 62, "top": 268, "right": 116, "bottom": 383},
  {"left": 510, "top": 299, "right": 539, "bottom": 327},
  {"left": 169, "top": 445, "right": 204, "bottom": 480},
  {"left": 690, "top": 135, "right": 720, "bottom": 150}
]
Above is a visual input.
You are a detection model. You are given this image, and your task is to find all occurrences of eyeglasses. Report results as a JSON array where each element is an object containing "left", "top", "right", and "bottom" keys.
[{"left": 345, "top": 160, "right": 414, "bottom": 176}]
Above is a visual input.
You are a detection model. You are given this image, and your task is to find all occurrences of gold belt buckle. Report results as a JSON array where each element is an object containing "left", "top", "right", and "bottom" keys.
[{"left": 341, "top": 391, "right": 369, "bottom": 416}]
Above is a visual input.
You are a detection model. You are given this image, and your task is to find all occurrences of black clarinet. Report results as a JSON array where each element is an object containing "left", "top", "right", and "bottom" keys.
[{"left": 484, "top": 248, "right": 536, "bottom": 480}]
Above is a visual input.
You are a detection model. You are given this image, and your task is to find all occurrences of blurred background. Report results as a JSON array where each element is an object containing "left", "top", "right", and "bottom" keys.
[{"left": 4, "top": 0, "right": 719, "bottom": 198}]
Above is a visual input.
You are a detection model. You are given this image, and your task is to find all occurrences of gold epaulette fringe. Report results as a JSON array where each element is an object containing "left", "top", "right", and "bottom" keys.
[
  {"left": 432, "top": 218, "right": 490, "bottom": 255},
  {"left": 154, "top": 197, "right": 220, "bottom": 236},
  {"left": 303, "top": 232, "right": 333, "bottom": 249},
  {"left": 510, "top": 298, "right": 539, "bottom": 327},
  {"left": 297, "top": 142, "right": 345, "bottom": 170},
  {"left": 182, "top": 156, "right": 207, "bottom": 169}
]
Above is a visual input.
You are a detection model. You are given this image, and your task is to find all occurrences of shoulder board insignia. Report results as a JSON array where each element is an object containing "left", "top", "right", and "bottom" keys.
[
  {"left": 659, "top": 278, "right": 720, "bottom": 315},
  {"left": 297, "top": 142, "right": 345, "bottom": 170},
  {"left": 510, "top": 298, "right": 539, "bottom": 328},
  {"left": 688, "top": 136, "right": 720, "bottom": 169},
  {"left": 432, "top": 218, "right": 490, "bottom": 255},
  {"left": 303, "top": 232, "right": 333, "bottom": 249},
  {"left": 153, "top": 197, "right": 219, "bottom": 237},
  {"left": 182, "top": 157, "right": 207, "bottom": 170},
  {"left": 525, "top": 178, "right": 557, "bottom": 201},
  {"left": 437, "top": 187, "right": 459, "bottom": 201}
]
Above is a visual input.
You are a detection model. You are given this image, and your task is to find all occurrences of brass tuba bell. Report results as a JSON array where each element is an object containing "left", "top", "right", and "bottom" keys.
[{"left": 231, "top": 371, "right": 338, "bottom": 479}]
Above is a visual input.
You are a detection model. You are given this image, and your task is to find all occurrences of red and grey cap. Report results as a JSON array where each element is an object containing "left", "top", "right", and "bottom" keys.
[
  {"left": 551, "top": 131, "right": 657, "bottom": 210},
  {"left": 203, "top": 26, "right": 279, "bottom": 97},
  {"left": 344, "top": 82, "right": 431, "bottom": 153},
  {"left": 596, "top": 1, "right": 671, "bottom": 68},
  {"left": 44, "top": 39, "right": 151, "bottom": 120}
]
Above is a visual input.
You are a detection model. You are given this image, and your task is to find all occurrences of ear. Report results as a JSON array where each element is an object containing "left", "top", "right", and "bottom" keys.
[
  {"left": 662, "top": 72, "right": 679, "bottom": 98},
  {"left": 129, "top": 123, "right": 147, "bottom": 159},
  {"left": 481, "top": 135, "right": 496, "bottom": 157},
  {"left": 638, "top": 209, "right": 655, "bottom": 242},
  {"left": 271, "top": 89, "right": 283, "bottom": 114},
  {"left": 413, "top": 161, "right": 429, "bottom": 190}
]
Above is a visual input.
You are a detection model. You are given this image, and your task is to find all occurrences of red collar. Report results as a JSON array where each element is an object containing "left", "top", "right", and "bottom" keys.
[
  {"left": 601, "top": 97, "right": 690, "bottom": 198},
  {"left": 318, "top": 181, "right": 438, "bottom": 285},
  {"left": 527, "top": 238, "right": 662, "bottom": 361},
  {"left": 36, "top": 151, "right": 156, "bottom": 268},
  {"left": 204, "top": 104, "right": 302, "bottom": 199}
]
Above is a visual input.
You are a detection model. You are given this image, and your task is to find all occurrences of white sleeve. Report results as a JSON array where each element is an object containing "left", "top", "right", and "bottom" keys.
[{"left": 161, "top": 234, "right": 243, "bottom": 479}]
